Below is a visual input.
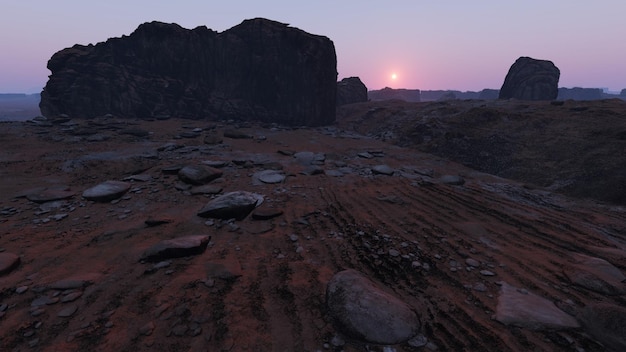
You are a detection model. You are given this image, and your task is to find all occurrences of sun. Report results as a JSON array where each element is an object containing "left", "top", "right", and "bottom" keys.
[{"left": 391, "top": 73, "right": 398, "bottom": 80}]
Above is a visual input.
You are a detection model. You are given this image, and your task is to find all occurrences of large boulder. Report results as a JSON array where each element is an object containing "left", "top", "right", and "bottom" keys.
[
  {"left": 40, "top": 18, "right": 337, "bottom": 126},
  {"left": 336, "top": 77, "right": 368, "bottom": 106},
  {"left": 499, "top": 57, "right": 560, "bottom": 100}
]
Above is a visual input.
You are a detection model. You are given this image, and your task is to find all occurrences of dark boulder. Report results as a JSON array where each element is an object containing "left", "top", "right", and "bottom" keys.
[
  {"left": 40, "top": 18, "right": 337, "bottom": 126},
  {"left": 336, "top": 77, "right": 368, "bottom": 106},
  {"left": 499, "top": 57, "right": 560, "bottom": 100}
]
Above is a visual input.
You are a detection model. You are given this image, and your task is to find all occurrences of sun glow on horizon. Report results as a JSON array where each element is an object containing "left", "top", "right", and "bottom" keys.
[{"left": 391, "top": 73, "right": 398, "bottom": 80}]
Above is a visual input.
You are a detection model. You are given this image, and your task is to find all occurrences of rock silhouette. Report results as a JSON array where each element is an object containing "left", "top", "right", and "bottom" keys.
[
  {"left": 40, "top": 18, "right": 337, "bottom": 126},
  {"left": 336, "top": 77, "right": 368, "bottom": 106},
  {"left": 499, "top": 56, "right": 560, "bottom": 100}
]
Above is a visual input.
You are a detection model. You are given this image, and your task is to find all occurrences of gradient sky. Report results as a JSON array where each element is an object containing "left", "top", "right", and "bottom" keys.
[{"left": 1, "top": 0, "right": 625, "bottom": 93}]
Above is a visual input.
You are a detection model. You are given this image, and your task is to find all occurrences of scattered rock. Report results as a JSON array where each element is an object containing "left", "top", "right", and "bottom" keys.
[
  {"left": 144, "top": 217, "right": 173, "bottom": 227},
  {"left": 495, "top": 282, "right": 579, "bottom": 330},
  {"left": 480, "top": 270, "right": 495, "bottom": 276},
  {"left": 82, "top": 180, "right": 131, "bottom": 202},
  {"left": 140, "top": 235, "right": 211, "bottom": 262},
  {"left": 139, "top": 321, "right": 155, "bottom": 336},
  {"left": 336, "top": 77, "right": 368, "bottom": 106},
  {"left": 48, "top": 273, "right": 102, "bottom": 290},
  {"left": 61, "top": 291, "right": 83, "bottom": 303},
  {"left": 254, "top": 170, "right": 286, "bottom": 184},
  {"left": 177, "top": 165, "right": 223, "bottom": 185},
  {"left": 465, "top": 258, "right": 480, "bottom": 267},
  {"left": 223, "top": 129, "right": 253, "bottom": 139},
  {"left": 189, "top": 185, "right": 223, "bottom": 195},
  {"left": 197, "top": 191, "right": 263, "bottom": 220},
  {"left": 0, "top": 252, "right": 20, "bottom": 276},
  {"left": 26, "top": 188, "right": 75, "bottom": 203},
  {"left": 251, "top": 207, "right": 284, "bottom": 220},
  {"left": 326, "top": 269, "right": 420, "bottom": 344},
  {"left": 372, "top": 165, "right": 394, "bottom": 176},
  {"left": 57, "top": 305, "right": 78, "bottom": 317}
]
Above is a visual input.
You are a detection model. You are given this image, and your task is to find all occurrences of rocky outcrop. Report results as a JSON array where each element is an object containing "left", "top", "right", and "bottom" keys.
[
  {"left": 336, "top": 77, "right": 368, "bottom": 106},
  {"left": 499, "top": 57, "right": 560, "bottom": 100},
  {"left": 40, "top": 18, "right": 337, "bottom": 126}
]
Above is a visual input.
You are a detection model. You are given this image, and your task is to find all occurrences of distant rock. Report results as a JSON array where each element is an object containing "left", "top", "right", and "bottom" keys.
[
  {"left": 495, "top": 282, "right": 579, "bottom": 330},
  {"left": 371, "top": 165, "right": 394, "bottom": 176},
  {"left": 40, "top": 18, "right": 337, "bottom": 126},
  {"left": 197, "top": 191, "right": 264, "bottom": 220},
  {"left": 499, "top": 57, "right": 560, "bottom": 100},
  {"left": 440, "top": 175, "right": 465, "bottom": 185},
  {"left": 140, "top": 235, "right": 211, "bottom": 262},
  {"left": 178, "top": 165, "right": 223, "bottom": 185},
  {"left": 578, "top": 303, "right": 626, "bottom": 351},
  {"left": 0, "top": 252, "right": 20, "bottom": 276},
  {"left": 336, "top": 77, "right": 368, "bottom": 106},
  {"left": 557, "top": 87, "right": 604, "bottom": 101},
  {"left": 326, "top": 269, "right": 420, "bottom": 344},
  {"left": 368, "top": 87, "right": 421, "bottom": 102},
  {"left": 82, "top": 180, "right": 131, "bottom": 202}
]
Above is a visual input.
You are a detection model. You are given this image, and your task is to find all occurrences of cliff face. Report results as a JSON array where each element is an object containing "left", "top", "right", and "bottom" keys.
[{"left": 40, "top": 19, "right": 337, "bottom": 126}]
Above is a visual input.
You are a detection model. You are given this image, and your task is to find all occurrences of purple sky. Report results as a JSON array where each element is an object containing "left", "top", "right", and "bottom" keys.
[{"left": 1, "top": 1, "right": 625, "bottom": 93}]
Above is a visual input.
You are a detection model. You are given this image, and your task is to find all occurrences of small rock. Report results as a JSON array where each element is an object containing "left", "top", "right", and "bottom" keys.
[
  {"left": 140, "top": 235, "right": 211, "bottom": 262},
  {"left": 465, "top": 258, "right": 480, "bottom": 267},
  {"left": 480, "top": 270, "right": 495, "bottom": 276},
  {"left": 372, "top": 165, "right": 394, "bottom": 176},
  {"left": 82, "top": 181, "right": 131, "bottom": 202},
  {"left": 61, "top": 291, "right": 83, "bottom": 303},
  {"left": 0, "top": 252, "right": 20, "bottom": 276},
  {"left": 197, "top": 191, "right": 263, "bottom": 220},
  {"left": 139, "top": 321, "right": 155, "bottom": 336},
  {"left": 178, "top": 165, "right": 223, "bottom": 185},
  {"left": 15, "top": 286, "right": 28, "bottom": 294},
  {"left": 57, "top": 305, "right": 78, "bottom": 317},
  {"left": 440, "top": 175, "right": 465, "bottom": 185}
]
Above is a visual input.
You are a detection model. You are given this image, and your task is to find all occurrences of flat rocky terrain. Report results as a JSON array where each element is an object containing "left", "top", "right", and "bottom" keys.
[{"left": 1, "top": 109, "right": 625, "bottom": 351}]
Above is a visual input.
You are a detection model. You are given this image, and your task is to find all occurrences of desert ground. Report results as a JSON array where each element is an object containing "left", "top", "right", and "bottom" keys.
[{"left": 1, "top": 101, "right": 625, "bottom": 351}]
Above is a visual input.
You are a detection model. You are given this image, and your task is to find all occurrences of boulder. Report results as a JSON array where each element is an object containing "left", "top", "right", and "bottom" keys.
[
  {"left": 197, "top": 191, "right": 264, "bottom": 220},
  {"left": 40, "top": 18, "right": 337, "bottom": 126},
  {"left": 140, "top": 235, "right": 211, "bottom": 262},
  {"left": 499, "top": 57, "right": 560, "bottom": 100},
  {"left": 336, "top": 77, "right": 368, "bottom": 106},
  {"left": 82, "top": 180, "right": 131, "bottom": 202},
  {"left": 326, "top": 269, "right": 420, "bottom": 344}
]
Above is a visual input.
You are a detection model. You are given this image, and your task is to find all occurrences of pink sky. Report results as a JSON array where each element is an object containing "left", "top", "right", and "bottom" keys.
[{"left": 1, "top": 1, "right": 625, "bottom": 93}]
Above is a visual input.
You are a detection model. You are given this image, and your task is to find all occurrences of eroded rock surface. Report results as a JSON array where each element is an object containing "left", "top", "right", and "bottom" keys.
[{"left": 499, "top": 56, "right": 560, "bottom": 100}]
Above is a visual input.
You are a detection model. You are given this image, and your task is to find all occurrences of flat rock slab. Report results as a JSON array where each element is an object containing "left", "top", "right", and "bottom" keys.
[
  {"left": 254, "top": 170, "right": 286, "bottom": 184},
  {"left": 563, "top": 253, "right": 625, "bottom": 295},
  {"left": 26, "top": 188, "right": 75, "bottom": 203},
  {"left": 251, "top": 207, "right": 284, "bottom": 220},
  {"left": 0, "top": 252, "right": 20, "bottom": 276},
  {"left": 48, "top": 273, "right": 102, "bottom": 290},
  {"left": 495, "top": 282, "right": 579, "bottom": 330},
  {"left": 326, "top": 269, "right": 420, "bottom": 345},
  {"left": 578, "top": 303, "right": 626, "bottom": 351},
  {"left": 140, "top": 235, "right": 211, "bottom": 262},
  {"left": 82, "top": 180, "right": 131, "bottom": 202},
  {"left": 189, "top": 185, "right": 223, "bottom": 195},
  {"left": 440, "top": 175, "right": 466, "bottom": 185},
  {"left": 178, "top": 165, "right": 223, "bottom": 185},
  {"left": 294, "top": 151, "right": 325, "bottom": 165},
  {"left": 372, "top": 164, "right": 394, "bottom": 176},
  {"left": 57, "top": 304, "right": 78, "bottom": 317},
  {"left": 197, "top": 191, "right": 264, "bottom": 220}
]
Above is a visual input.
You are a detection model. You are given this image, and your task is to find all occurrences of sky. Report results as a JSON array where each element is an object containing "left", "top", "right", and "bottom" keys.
[{"left": 1, "top": 0, "right": 625, "bottom": 93}]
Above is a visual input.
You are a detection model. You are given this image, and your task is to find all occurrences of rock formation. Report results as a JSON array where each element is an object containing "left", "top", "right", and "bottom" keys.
[
  {"left": 40, "top": 18, "right": 337, "bottom": 126},
  {"left": 368, "top": 87, "right": 421, "bottom": 102},
  {"left": 499, "top": 57, "right": 560, "bottom": 100},
  {"left": 336, "top": 77, "right": 368, "bottom": 106}
]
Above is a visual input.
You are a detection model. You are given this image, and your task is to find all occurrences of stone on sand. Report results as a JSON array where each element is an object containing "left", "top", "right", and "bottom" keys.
[
  {"left": 0, "top": 252, "right": 20, "bottom": 276},
  {"left": 495, "top": 282, "right": 579, "bottom": 330},
  {"left": 197, "top": 191, "right": 264, "bottom": 220},
  {"left": 177, "top": 165, "right": 223, "bottom": 185},
  {"left": 326, "top": 269, "right": 420, "bottom": 344},
  {"left": 82, "top": 180, "right": 131, "bottom": 202},
  {"left": 254, "top": 170, "right": 286, "bottom": 184},
  {"left": 140, "top": 235, "right": 211, "bottom": 262},
  {"left": 372, "top": 164, "right": 394, "bottom": 176},
  {"left": 26, "top": 187, "right": 75, "bottom": 203}
]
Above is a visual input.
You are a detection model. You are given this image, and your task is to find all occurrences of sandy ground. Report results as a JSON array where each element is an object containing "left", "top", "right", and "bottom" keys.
[{"left": 1, "top": 116, "right": 625, "bottom": 351}]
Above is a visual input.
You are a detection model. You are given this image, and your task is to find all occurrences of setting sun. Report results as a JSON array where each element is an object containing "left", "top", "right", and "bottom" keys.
[{"left": 391, "top": 73, "right": 398, "bottom": 80}]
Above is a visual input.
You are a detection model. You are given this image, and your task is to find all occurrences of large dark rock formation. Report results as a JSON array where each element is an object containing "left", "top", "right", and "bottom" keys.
[
  {"left": 40, "top": 19, "right": 337, "bottom": 126},
  {"left": 499, "top": 57, "right": 560, "bottom": 100},
  {"left": 336, "top": 77, "right": 368, "bottom": 106}
]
